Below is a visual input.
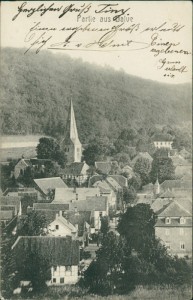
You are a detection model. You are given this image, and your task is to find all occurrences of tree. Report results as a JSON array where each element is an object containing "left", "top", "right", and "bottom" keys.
[
  {"left": 18, "top": 252, "right": 51, "bottom": 293},
  {"left": 133, "top": 157, "right": 151, "bottom": 186},
  {"left": 82, "top": 232, "right": 132, "bottom": 295},
  {"left": 113, "top": 152, "right": 131, "bottom": 168},
  {"left": 82, "top": 138, "right": 111, "bottom": 166},
  {"left": 128, "top": 173, "right": 142, "bottom": 191},
  {"left": 1, "top": 234, "right": 20, "bottom": 298},
  {"left": 122, "top": 186, "right": 136, "bottom": 205},
  {"left": 36, "top": 137, "right": 66, "bottom": 167},
  {"left": 17, "top": 211, "right": 48, "bottom": 236},
  {"left": 117, "top": 204, "right": 157, "bottom": 257},
  {"left": 150, "top": 156, "right": 175, "bottom": 183},
  {"left": 100, "top": 216, "right": 109, "bottom": 235}
]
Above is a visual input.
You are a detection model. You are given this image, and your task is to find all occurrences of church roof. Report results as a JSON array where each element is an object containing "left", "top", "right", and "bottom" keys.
[{"left": 63, "top": 100, "right": 81, "bottom": 146}]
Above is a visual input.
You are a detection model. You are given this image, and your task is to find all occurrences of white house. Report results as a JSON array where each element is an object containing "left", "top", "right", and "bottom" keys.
[
  {"left": 12, "top": 236, "right": 80, "bottom": 286},
  {"left": 48, "top": 211, "right": 77, "bottom": 238}
]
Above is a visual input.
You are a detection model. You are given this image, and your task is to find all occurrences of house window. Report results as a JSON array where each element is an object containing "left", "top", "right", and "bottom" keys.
[
  {"left": 56, "top": 225, "right": 59, "bottom": 230},
  {"left": 165, "top": 241, "right": 171, "bottom": 249},
  {"left": 60, "top": 278, "right": 64, "bottom": 284},
  {"left": 160, "top": 142, "right": 162, "bottom": 145},
  {"left": 180, "top": 217, "right": 185, "bottom": 224},
  {"left": 53, "top": 266, "right": 57, "bottom": 272},
  {"left": 99, "top": 212, "right": 102, "bottom": 217},
  {"left": 180, "top": 242, "right": 185, "bottom": 250},
  {"left": 52, "top": 278, "right": 56, "bottom": 283},
  {"left": 165, "top": 217, "right": 171, "bottom": 224},
  {"left": 165, "top": 229, "right": 170, "bottom": 236},
  {"left": 66, "top": 266, "right": 72, "bottom": 272},
  {"left": 180, "top": 228, "right": 184, "bottom": 236}
]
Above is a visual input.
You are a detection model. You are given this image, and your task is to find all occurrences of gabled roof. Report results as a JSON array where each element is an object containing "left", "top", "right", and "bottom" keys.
[
  {"left": 53, "top": 187, "right": 100, "bottom": 203},
  {"left": 95, "top": 161, "right": 112, "bottom": 174},
  {"left": 153, "top": 134, "right": 173, "bottom": 142},
  {"left": 33, "top": 203, "right": 69, "bottom": 211},
  {"left": 89, "top": 174, "right": 127, "bottom": 189},
  {"left": 151, "top": 198, "right": 172, "bottom": 214},
  {"left": 157, "top": 200, "right": 191, "bottom": 217},
  {"left": 106, "top": 177, "right": 122, "bottom": 191},
  {"left": 34, "top": 177, "right": 68, "bottom": 195},
  {"left": 67, "top": 211, "right": 91, "bottom": 237},
  {"left": 70, "top": 196, "right": 108, "bottom": 212},
  {"left": 159, "top": 189, "right": 175, "bottom": 199},
  {"left": 60, "top": 162, "right": 89, "bottom": 176},
  {"left": 109, "top": 175, "right": 128, "bottom": 187},
  {"left": 0, "top": 210, "right": 14, "bottom": 220},
  {"left": 3, "top": 187, "right": 37, "bottom": 196},
  {"left": 52, "top": 215, "right": 77, "bottom": 233},
  {"left": 1, "top": 196, "right": 21, "bottom": 212},
  {"left": 160, "top": 180, "right": 192, "bottom": 190},
  {"left": 12, "top": 236, "right": 79, "bottom": 266},
  {"left": 93, "top": 180, "right": 112, "bottom": 193},
  {"left": 179, "top": 148, "right": 191, "bottom": 156},
  {"left": 171, "top": 156, "right": 189, "bottom": 166}
]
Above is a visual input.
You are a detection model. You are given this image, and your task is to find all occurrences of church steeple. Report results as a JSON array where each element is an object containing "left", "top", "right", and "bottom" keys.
[
  {"left": 62, "top": 100, "right": 82, "bottom": 163},
  {"left": 154, "top": 176, "right": 160, "bottom": 196}
]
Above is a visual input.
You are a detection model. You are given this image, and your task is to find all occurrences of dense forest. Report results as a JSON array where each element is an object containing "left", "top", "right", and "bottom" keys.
[{"left": 1, "top": 48, "right": 191, "bottom": 143}]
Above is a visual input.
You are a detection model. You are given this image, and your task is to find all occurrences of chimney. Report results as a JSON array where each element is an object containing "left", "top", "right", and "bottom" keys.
[
  {"left": 56, "top": 213, "right": 59, "bottom": 219},
  {"left": 59, "top": 210, "right": 63, "bottom": 217}
]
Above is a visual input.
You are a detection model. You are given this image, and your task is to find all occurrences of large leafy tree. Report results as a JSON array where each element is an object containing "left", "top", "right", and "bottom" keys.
[
  {"left": 150, "top": 155, "right": 175, "bottom": 184},
  {"left": 133, "top": 157, "right": 151, "bottom": 186},
  {"left": 36, "top": 137, "right": 66, "bottom": 167},
  {"left": 17, "top": 211, "right": 48, "bottom": 236}
]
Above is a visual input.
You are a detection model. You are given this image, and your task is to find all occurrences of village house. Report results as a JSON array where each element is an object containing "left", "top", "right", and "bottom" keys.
[
  {"left": 154, "top": 199, "right": 192, "bottom": 258},
  {"left": 69, "top": 196, "right": 108, "bottom": 232},
  {"left": 13, "top": 158, "right": 51, "bottom": 179},
  {"left": 48, "top": 211, "right": 77, "bottom": 238},
  {"left": 59, "top": 161, "right": 90, "bottom": 185},
  {"left": 12, "top": 236, "right": 80, "bottom": 286},
  {"left": 33, "top": 177, "right": 68, "bottom": 201},
  {"left": 53, "top": 187, "right": 100, "bottom": 203},
  {"left": 153, "top": 134, "right": 173, "bottom": 149}
]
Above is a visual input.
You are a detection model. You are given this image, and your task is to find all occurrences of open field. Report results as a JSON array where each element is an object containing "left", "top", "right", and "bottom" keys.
[{"left": 13, "top": 285, "right": 192, "bottom": 300}]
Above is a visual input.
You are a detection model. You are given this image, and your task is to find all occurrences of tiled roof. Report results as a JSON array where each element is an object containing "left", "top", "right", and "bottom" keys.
[
  {"left": 34, "top": 177, "right": 68, "bottom": 195},
  {"left": 12, "top": 236, "right": 79, "bottom": 266},
  {"left": 109, "top": 175, "right": 128, "bottom": 187},
  {"left": 153, "top": 134, "right": 173, "bottom": 142},
  {"left": 159, "top": 190, "right": 175, "bottom": 199},
  {"left": 53, "top": 187, "right": 100, "bottom": 203},
  {"left": 67, "top": 211, "right": 91, "bottom": 236},
  {"left": 70, "top": 196, "right": 108, "bottom": 212},
  {"left": 0, "top": 210, "right": 14, "bottom": 220},
  {"left": 106, "top": 177, "right": 122, "bottom": 191},
  {"left": 3, "top": 187, "right": 36, "bottom": 196},
  {"left": 160, "top": 180, "right": 192, "bottom": 190},
  {"left": 1, "top": 196, "right": 21, "bottom": 211},
  {"left": 93, "top": 180, "right": 112, "bottom": 193},
  {"left": 142, "top": 183, "right": 154, "bottom": 191},
  {"left": 60, "top": 162, "right": 89, "bottom": 176},
  {"left": 155, "top": 217, "right": 192, "bottom": 227},
  {"left": 171, "top": 156, "right": 189, "bottom": 166},
  {"left": 151, "top": 198, "right": 172, "bottom": 213},
  {"left": 95, "top": 162, "right": 112, "bottom": 174},
  {"left": 157, "top": 200, "right": 191, "bottom": 217},
  {"left": 33, "top": 203, "right": 69, "bottom": 211}
]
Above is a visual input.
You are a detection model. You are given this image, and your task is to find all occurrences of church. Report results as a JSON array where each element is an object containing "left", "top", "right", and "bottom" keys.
[{"left": 61, "top": 100, "right": 82, "bottom": 163}]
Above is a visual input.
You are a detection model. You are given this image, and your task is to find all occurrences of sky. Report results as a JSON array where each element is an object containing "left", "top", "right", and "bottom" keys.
[{"left": 1, "top": 1, "right": 192, "bottom": 84}]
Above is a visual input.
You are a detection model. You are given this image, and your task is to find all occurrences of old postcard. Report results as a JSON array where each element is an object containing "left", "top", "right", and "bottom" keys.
[{"left": 1, "top": 1, "right": 192, "bottom": 299}]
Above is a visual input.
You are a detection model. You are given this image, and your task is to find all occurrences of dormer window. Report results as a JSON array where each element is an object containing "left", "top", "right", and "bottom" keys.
[
  {"left": 165, "top": 217, "right": 171, "bottom": 224},
  {"left": 180, "top": 217, "right": 185, "bottom": 224}
]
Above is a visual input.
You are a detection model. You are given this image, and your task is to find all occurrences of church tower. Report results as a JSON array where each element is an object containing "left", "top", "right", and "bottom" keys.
[{"left": 62, "top": 100, "right": 82, "bottom": 163}]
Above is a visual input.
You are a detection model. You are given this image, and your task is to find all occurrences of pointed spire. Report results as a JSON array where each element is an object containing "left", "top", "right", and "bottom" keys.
[
  {"left": 64, "top": 99, "right": 81, "bottom": 145},
  {"left": 154, "top": 175, "right": 160, "bottom": 195}
]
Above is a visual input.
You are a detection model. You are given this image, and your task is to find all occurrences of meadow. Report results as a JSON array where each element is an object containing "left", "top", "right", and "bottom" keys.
[{"left": 13, "top": 285, "right": 192, "bottom": 300}]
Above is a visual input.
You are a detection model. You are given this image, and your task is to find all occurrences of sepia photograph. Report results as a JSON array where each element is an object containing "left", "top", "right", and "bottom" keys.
[{"left": 0, "top": 1, "right": 192, "bottom": 299}]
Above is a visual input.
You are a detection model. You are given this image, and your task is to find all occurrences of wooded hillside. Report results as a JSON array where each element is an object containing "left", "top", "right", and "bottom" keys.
[{"left": 1, "top": 48, "right": 191, "bottom": 143}]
